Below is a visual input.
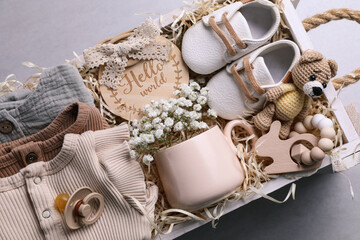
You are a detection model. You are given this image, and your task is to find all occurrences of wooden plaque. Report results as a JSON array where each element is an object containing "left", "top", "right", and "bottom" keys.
[{"left": 100, "top": 37, "right": 189, "bottom": 120}]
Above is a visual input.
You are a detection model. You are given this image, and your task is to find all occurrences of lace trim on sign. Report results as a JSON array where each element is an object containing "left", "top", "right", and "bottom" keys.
[{"left": 83, "top": 18, "right": 172, "bottom": 90}]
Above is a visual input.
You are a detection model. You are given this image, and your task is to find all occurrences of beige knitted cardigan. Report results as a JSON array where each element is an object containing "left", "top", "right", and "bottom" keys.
[{"left": 0, "top": 124, "right": 158, "bottom": 240}]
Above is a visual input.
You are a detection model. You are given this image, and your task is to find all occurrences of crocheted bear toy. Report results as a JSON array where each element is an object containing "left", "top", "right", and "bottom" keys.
[{"left": 253, "top": 50, "right": 338, "bottom": 139}]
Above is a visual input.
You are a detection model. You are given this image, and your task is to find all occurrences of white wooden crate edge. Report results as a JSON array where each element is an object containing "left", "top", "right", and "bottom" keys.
[
  {"left": 281, "top": 0, "right": 360, "bottom": 173},
  {"left": 151, "top": 0, "right": 360, "bottom": 239}
]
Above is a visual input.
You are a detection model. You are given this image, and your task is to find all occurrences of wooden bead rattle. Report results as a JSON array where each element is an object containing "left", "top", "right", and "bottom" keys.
[
  {"left": 290, "top": 114, "right": 336, "bottom": 166},
  {"left": 55, "top": 187, "right": 104, "bottom": 230}
]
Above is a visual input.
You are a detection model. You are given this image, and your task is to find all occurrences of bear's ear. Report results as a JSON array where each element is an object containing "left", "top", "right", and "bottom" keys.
[
  {"left": 299, "top": 51, "right": 323, "bottom": 64},
  {"left": 328, "top": 59, "right": 338, "bottom": 78}
]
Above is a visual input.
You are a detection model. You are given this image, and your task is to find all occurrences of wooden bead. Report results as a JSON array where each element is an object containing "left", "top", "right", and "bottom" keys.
[
  {"left": 311, "top": 114, "right": 325, "bottom": 128},
  {"left": 294, "top": 122, "right": 307, "bottom": 134},
  {"left": 320, "top": 127, "right": 336, "bottom": 139},
  {"left": 289, "top": 131, "right": 299, "bottom": 138},
  {"left": 303, "top": 115, "right": 314, "bottom": 130},
  {"left": 310, "top": 147, "right": 325, "bottom": 162},
  {"left": 55, "top": 193, "right": 70, "bottom": 214},
  {"left": 291, "top": 144, "right": 309, "bottom": 163},
  {"left": 318, "top": 138, "right": 334, "bottom": 152},
  {"left": 318, "top": 118, "right": 333, "bottom": 130},
  {"left": 301, "top": 150, "right": 314, "bottom": 165}
]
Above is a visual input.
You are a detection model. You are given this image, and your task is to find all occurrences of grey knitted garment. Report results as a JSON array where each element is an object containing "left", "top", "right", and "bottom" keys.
[{"left": 0, "top": 64, "right": 94, "bottom": 143}]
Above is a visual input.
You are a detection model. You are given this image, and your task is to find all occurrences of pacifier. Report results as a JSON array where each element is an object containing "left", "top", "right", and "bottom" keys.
[{"left": 55, "top": 187, "right": 104, "bottom": 229}]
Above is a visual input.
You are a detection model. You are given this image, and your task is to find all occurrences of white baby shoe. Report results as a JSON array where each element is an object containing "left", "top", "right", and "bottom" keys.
[
  {"left": 182, "top": 0, "right": 280, "bottom": 75},
  {"left": 207, "top": 40, "right": 301, "bottom": 120}
]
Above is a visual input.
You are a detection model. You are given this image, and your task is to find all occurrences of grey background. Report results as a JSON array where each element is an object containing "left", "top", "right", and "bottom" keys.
[{"left": 1, "top": 0, "right": 360, "bottom": 239}]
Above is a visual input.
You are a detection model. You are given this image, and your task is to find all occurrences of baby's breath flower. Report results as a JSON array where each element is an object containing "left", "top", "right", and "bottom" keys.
[
  {"left": 162, "top": 102, "right": 172, "bottom": 112},
  {"left": 193, "top": 104, "right": 202, "bottom": 111},
  {"left": 186, "top": 111, "right": 198, "bottom": 120},
  {"left": 184, "top": 99, "right": 193, "bottom": 107},
  {"left": 140, "top": 133, "right": 155, "bottom": 144},
  {"left": 131, "top": 84, "right": 214, "bottom": 160},
  {"left": 142, "top": 154, "right": 154, "bottom": 166},
  {"left": 168, "top": 98, "right": 178, "bottom": 105},
  {"left": 190, "top": 120, "right": 200, "bottom": 130},
  {"left": 164, "top": 117, "right": 174, "bottom": 127},
  {"left": 155, "top": 129, "right": 164, "bottom": 139},
  {"left": 177, "top": 97, "right": 186, "bottom": 107},
  {"left": 142, "top": 104, "right": 151, "bottom": 114},
  {"left": 173, "top": 90, "right": 181, "bottom": 96},
  {"left": 188, "top": 91, "right": 198, "bottom": 101},
  {"left": 143, "top": 122, "right": 153, "bottom": 131},
  {"left": 140, "top": 116, "right": 149, "bottom": 124},
  {"left": 148, "top": 109, "right": 159, "bottom": 118},
  {"left": 174, "top": 107, "right": 185, "bottom": 117},
  {"left": 198, "top": 121, "right": 208, "bottom": 129},
  {"left": 154, "top": 122, "right": 165, "bottom": 130},
  {"left": 130, "top": 150, "right": 139, "bottom": 159},
  {"left": 174, "top": 122, "right": 184, "bottom": 132},
  {"left": 170, "top": 104, "right": 178, "bottom": 112},
  {"left": 195, "top": 112, "right": 202, "bottom": 120},
  {"left": 179, "top": 84, "right": 192, "bottom": 97},
  {"left": 130, "top": 137, "right": 144, "bottom": 147},
  {"left": 152, "top": 117, "right": 161, "bottom": 125},
  {"left": 132, "top": 129, "right": 139, "bottom": 137},
  {"left": 197, "top": 95, "right": 207, "bottom": 105},
  {"left": 128, "top": 139, "right": 135, "bottom": 148},
  {"left": 132, "top": 119, "right": 138, "bottom": 127},
  {"left": 160, "top": 112, "right": 168, "bottom": 119},
  {"left": 154, "top": 103, "right": 161, "bottom": 110},
  {"left": 151, "top": 100, "right": 160, "bottom": 109},
  {"left": 190, "top": 82, "right": 200, "bottom": 91},
  {"left": 207, "top": 109, "right": 217, "bottom": 118},
  {"left": 200, "top": 87, "right": 209, "bottom": 96}
]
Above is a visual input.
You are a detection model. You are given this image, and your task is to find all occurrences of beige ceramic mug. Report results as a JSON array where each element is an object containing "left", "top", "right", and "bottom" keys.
[{"left": 154, "top": 119, "right": 257, "bottom": 211}]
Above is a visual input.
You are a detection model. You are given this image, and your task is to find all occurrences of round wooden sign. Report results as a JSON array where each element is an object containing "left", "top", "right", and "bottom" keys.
[{"left": 100, "top": 37, "right": 189, "bottom": 121}]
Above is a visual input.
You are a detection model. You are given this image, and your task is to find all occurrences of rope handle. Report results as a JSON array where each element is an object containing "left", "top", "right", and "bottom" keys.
[{"left": 302, "top": 8, "right": 360, "bottom": 90}]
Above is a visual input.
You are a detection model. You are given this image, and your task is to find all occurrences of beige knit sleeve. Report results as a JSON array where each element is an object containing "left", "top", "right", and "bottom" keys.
[{"left": 94, "top": 124, "right": 158, "bottom": 215}]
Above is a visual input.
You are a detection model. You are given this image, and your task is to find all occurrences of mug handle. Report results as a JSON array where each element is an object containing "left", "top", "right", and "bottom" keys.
[{"left": 223, "top": 119, "right": 258, "bottom": 155}]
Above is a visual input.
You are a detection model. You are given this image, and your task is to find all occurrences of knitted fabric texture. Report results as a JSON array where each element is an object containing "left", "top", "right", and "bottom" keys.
[
  {"left": 265, "top": 84, "right": 283, "bottom": 102},
  {"left": 254, "top": 50, "right": 337, "bottom": 139},
  {"left": 0, "top": 102, "right": 109, "bottom": 177},
  {"left": 275, "top": 83, "right": 305, "bottom": 119},
  {"left": 0, "top": 64, "right": 95, "bottom": 144},
  {"left": 0, "top": 124, "right": 158, "bottom": 240},
  {"left": 291, "top": 51, "right": 337, "bottom": 89},
  {"left": 252, "top": 103, "right": 275, "bottom": 131}
]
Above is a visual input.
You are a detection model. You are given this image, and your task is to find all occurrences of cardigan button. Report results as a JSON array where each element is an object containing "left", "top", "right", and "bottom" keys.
[
  {"left": 25, "top": 152, "right": 38, "bottom": 164},
  {"left": 0, "top": 121, "right": 13, "bottom": 134},
  {"left": 42, "top": 209, "right": 51, "bottom": 218},
  {"left": 33, "top": 177, "right": 42, "bottom": 185}
]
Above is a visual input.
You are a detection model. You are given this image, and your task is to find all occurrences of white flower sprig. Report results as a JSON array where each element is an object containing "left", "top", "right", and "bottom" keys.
[{"left": 129, "top": 82, "right": 217, "bottom": 165}]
